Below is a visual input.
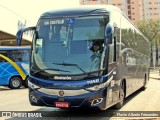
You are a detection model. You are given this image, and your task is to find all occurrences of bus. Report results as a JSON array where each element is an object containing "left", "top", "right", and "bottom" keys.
[
  {"left": 0, "top": 46, "right": 30, "bottom": 89},
  {"left": 16, "top": 5, "right": 150, "bottom": 110}
]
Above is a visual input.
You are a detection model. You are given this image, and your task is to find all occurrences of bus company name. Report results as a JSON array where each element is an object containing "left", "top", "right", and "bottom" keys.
[{"left": 54, "top": 76, "right": 71, "bottom": 80}]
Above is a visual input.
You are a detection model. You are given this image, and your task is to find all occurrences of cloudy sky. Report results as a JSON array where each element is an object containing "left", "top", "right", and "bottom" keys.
[{"left": 0, "top": 0, "right": 80, "bottom": 25}]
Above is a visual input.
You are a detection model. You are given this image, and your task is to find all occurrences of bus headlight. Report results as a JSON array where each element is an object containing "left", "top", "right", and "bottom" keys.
[{"left": 28, "top": 80, "right": 40, "bottom": 89}]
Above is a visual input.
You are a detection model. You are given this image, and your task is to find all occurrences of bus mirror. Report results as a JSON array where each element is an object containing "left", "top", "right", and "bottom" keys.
[
  {"left": 105, "top": 24, "right": 113, "bottom": 44},
  {"left": 16, "top": 28, "right": 24, "bottom": 46},
  {"left": 16, "top": 27, "right": 36, "bottom": 46}
]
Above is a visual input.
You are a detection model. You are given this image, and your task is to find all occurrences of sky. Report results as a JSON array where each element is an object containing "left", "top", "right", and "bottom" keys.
[{"left": 0, "top": 0, "right": 80, "bottom": 25}]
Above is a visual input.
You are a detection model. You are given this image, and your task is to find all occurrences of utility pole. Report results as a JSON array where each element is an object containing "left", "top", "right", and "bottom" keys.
[{"left": 152, "top": 45, "right": 156, "bottom": 69}]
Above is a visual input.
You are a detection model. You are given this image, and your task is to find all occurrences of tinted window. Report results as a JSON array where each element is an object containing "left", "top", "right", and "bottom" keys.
[{"left": 10, "top": 50, "right": 30, "bottom": 62}]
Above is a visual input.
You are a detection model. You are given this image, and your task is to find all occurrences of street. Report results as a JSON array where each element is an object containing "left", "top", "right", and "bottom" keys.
[{"left": 0, "top": 77, "right": 160, "bottom": 120}]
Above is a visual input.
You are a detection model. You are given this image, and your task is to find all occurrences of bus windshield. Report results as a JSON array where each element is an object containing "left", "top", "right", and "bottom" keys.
[{"left": 31, "top": 15, "right": 109, "bottom": 78}]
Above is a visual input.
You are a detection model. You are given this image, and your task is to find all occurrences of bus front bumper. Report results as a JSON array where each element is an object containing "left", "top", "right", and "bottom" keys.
[{"left": 28, "top": 87, "right": 107, "bottom": 110}]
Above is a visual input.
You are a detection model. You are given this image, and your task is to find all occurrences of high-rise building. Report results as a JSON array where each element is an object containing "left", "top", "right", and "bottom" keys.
[
  {"left": 80, "top": 0, "right": 160, "bottom": 23},
  {"left": 143, "top": 0, "right": 160, "bottom": 20}
]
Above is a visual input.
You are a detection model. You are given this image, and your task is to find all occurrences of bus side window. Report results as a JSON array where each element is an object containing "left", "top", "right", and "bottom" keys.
[
  {"left": 10, "top": 51, "right": 17, "bottom": 62},
  {"left": 22, "top": 51, "right": 29, "bottom": 62},
  {"left": 0, "top": 52, "right": 8, "bottom": 62},
  {"left": 0, "top": 58, "right": 6, "bottom": 62}
]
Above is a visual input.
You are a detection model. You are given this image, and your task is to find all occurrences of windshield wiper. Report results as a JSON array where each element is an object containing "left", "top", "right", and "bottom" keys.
[
  {"left": 52, "top": 62, "right": 87, "bottom": 74},
  {"left": 33, "top": 68, "right": 71, "bottom": 75}
]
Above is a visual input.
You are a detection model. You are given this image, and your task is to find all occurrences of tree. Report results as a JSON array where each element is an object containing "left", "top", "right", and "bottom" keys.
[
  {"left": 136, "top": 19, "right": 160, "bottom": 45},
  {"left": 136, "top": 19, "right": 160, "bottom": 67}
]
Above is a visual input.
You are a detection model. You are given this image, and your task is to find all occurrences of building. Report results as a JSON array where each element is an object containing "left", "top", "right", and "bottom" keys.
[
  {"left": 143, "top": 0, "right": 160, "bottom": 20},
  {"left": 80, "top": 0, "right": 160, "bottom": 24},
  {"left": 0, "top": 4, "right": 32, "bottom": 46}
]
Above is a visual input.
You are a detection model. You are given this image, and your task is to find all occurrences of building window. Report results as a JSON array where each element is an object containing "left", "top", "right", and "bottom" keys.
[
  {"left": 127, "top": 0, "right": 130, "bottom": 4},
  {"left": 128, "top": 16, "right": 132, "bottom": 20},
  {"left": 128, "top": 5, "right": 131, "bottom": 9},
  {"left": 128, "top": 11, "right": 131, "bottom": 15},
  {"left": 154, "top": 13, "right": 159, "bottom": 15}
]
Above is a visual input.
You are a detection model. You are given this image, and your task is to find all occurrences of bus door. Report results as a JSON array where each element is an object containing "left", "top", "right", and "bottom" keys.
[{"left": 107, "top": 29, "right": 120, "bottom": 105}]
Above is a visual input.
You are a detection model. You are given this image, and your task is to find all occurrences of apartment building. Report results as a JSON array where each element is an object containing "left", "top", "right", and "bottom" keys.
[
  {"left": 80, "top": 0, "right": 160, "bottom": 23},
  {"left": 144, "top": 0, "right": 160, "bottom": 20}
]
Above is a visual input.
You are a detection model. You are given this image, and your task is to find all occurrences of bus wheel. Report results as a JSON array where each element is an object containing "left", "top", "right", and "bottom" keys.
[
  {"left": 9, "top": 77, "right": 22, "bottom": 89},
  {"left": 23, "top": 77, "right": 28, "bottom": 88},
  {"left": 114, "top": 81, "right": 125, "bottom": 109}
]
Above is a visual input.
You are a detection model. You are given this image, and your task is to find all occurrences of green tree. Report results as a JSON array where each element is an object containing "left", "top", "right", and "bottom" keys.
[
  {"left": 136, "top": 19, "right": 160, "bottom": 67},
  {"left": 136, "top": 19, "right": 160, "bottom": 45}
]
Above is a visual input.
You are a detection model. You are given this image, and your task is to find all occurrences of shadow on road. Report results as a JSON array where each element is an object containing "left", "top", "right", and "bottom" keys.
[
  {"left": 123, "top": 87, "right": 143, "bottom": 106},
  {"left": 0, "top": 87, "right": 10, "bottom": 91},
  {"left": 0, "top": 87, "right": 26, "bottom": 91}
]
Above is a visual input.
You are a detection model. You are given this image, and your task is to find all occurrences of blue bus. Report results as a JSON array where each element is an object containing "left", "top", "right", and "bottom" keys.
[
  {"left": 0, "top": 46, "right": 30, "bottom": 89},
  {"left": 16, "top": 5, "right": 150, "bottom": 110}
]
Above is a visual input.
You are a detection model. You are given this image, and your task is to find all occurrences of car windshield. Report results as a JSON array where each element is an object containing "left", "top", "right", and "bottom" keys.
[{"left": 31, "top": 15, "right": 109, "bottom": 78}]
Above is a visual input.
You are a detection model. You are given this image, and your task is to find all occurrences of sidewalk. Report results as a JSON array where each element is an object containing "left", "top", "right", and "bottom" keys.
[{"left": 150, "top": 70, "right": 160, "bottom": 80}]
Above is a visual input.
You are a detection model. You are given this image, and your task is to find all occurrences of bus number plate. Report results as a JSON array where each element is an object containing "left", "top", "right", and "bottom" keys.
[{"left": 55, "top": 102, "right": 69, "bottom": 108}]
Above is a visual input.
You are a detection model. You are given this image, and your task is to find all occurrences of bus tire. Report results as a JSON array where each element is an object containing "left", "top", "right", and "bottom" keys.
[
  {"left": 24, "top": 79, "right": 28, "bottom": 88},
  {"left": 23, "top": 77, "right": 28, "bottom": 88},
  {"left": 9, "top": 77, "right": 22, "bottom": 89},
  {"left": 113, "top": 81, "right": 125, "bottom": 109}
]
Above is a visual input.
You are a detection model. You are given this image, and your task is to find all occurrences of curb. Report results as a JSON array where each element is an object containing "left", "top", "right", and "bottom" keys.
[{"left": 149, "top": 77, "right": 160, "bottom": 80}]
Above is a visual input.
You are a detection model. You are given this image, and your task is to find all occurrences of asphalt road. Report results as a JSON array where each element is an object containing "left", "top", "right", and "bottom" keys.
[{"left": 0, "top": 78, "right": 160, "bottom": 120}]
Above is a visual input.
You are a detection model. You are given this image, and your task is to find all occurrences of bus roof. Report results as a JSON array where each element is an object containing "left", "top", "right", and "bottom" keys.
[
  {"left": 0, "top": 46, "right": 31, "bottom": 50},
  {"left": 40, "top": 5, "right": 121, "bottom": 18}
]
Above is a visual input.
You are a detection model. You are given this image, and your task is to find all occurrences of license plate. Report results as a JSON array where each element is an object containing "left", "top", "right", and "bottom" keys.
[{"left": 55, "top": 102, "right": 69, "bottom": 108}]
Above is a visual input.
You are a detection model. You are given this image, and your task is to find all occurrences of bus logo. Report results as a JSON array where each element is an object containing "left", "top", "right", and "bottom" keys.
[
  {"left": 54, "top": 76, "right": 71, "bottom": 80},
  {"left": 59, "top": 90, "right": 64, "bottom": 96},
  {"left": 2, "top": 112, "right": 12, "bottom": 118}
]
